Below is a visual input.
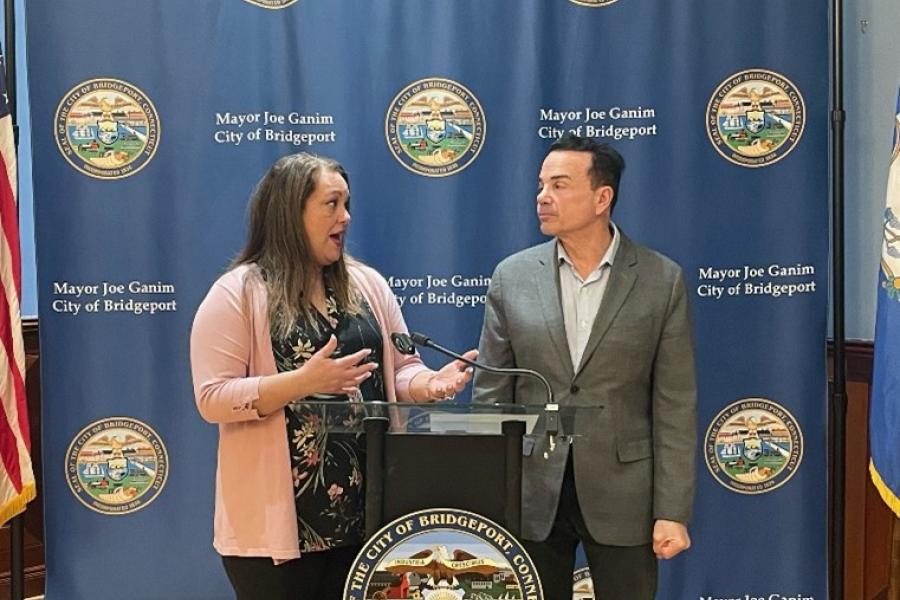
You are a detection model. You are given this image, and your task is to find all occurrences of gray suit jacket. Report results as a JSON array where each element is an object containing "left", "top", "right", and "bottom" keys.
[{"left": 473, "top": 234, "right": 697, "bottom": 545}]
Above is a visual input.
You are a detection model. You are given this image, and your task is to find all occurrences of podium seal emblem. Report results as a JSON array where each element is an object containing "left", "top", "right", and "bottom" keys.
[{"left": 344, "top": 508, "right": 542, "bottom": 599}]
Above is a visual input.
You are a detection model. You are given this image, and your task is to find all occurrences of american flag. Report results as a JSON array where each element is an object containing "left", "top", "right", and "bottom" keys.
[{"left": 0, "top": 47, "right": 35, "bottom": 526}]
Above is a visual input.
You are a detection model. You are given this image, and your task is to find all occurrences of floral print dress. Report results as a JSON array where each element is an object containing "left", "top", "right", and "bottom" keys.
[{"left": 271, "top": 292, "right": 385, "bottom": 553}]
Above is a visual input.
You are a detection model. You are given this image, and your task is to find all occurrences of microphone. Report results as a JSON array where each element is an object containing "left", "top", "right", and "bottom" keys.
[
  {"left": 391, "top": 332, "right": 417, "bottom": 356},
  {"left": 391, "top": 331, "right": 561, "bottom": 457}
]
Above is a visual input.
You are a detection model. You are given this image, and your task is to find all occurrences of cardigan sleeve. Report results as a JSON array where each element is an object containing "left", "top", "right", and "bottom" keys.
[
  {"left": 355, "top": 264, "right": 428, "bottom": 401},
  {"left": 382, "top": 292, "right": 429, "bottom": 401},
  {"left": 190, "top": 272, "right": 265, "bottom": 423}
]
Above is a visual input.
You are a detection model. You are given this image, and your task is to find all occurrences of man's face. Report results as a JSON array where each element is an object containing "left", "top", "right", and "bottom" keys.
[{"left": 536, "top": 150, "right": 611, "bottom": 239}]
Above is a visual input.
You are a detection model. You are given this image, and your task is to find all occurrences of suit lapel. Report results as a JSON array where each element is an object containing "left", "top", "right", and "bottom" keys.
[
  {"left": 575, "top": 235, "right": 638, "bottom": 376},
  {"left": 533, "top": 241, "right": 575, "bottom": 377}
]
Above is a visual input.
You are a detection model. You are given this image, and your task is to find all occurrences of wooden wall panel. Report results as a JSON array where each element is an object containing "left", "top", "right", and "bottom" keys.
[
  {"left": 845, "top": 378, "right": 870, "bottom": 599},
  {"left": 840, "top": 341, "right": 896, "bottom": 600},
  {"left": 0, "top": 319, "right": 44, "bottom": 598}
]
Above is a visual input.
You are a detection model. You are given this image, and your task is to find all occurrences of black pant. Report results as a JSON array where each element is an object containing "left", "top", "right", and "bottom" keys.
[
  {"left": 523, "top": 454, "right": 657, "bottom": 600},
  {"left": 222, "top": 545, "right": 361, "bottom": 600}
]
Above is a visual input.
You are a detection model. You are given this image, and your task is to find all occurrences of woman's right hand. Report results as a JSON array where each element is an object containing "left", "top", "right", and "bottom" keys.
[
  {"left": 255, "top": 335, "right": 377, "bottom": 416},
  {"left": 301, "top": 335, "right": 377, "bottom": 396}
]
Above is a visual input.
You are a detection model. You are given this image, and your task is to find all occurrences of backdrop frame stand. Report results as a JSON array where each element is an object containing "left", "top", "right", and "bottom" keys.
[{"left": 829, "top": 0, "right": 847, "bottom": 597}]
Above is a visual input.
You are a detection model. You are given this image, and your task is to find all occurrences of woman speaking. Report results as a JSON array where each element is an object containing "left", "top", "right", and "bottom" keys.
[{"left": 190, "top": 153, "right": 475, "bottom": 599}]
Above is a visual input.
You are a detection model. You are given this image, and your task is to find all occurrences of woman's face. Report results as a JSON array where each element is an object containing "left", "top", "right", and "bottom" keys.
[{"left": 302, "top": 168, "right": 351, "bottom": 268}]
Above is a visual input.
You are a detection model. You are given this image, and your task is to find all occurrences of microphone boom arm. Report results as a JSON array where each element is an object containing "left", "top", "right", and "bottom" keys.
[
  {"left": 394, "top": 331, "right": 561, "bottom": 457},
  {"left": 417, "top": 337, "right": 555, "bottom": 406}
]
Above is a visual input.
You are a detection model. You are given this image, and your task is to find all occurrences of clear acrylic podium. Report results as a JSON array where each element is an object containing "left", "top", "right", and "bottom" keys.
[{"left": 290, "top": 400, "right": 597, "bottom": 540}]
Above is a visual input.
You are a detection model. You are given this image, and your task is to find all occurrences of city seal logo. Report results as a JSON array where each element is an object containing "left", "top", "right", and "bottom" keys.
[
  {"left": 881, "top": 107, "right": 900, "bottom": 300},
  {"left": 706, "top": 69, "right": 805, "bottom": 168},
  {"left": 344, "top": 508, "right": 543, "bottom": 599},
  {"left": 66, "top": 417, "right": 168, "bottom": 515},
  {"left": 573, "top": 567, "right": 594, "bottom": 599},
  {"left": 568, "top": 0, "right": 620, "bottom": 6},
  {"left": 55, "top": 78, "right": 160, "bottom": 180},
  {"left": 705, "top": 398, "right": 803, "bottom": 494},
  {"left": 385, "top": 78, "right": 486, "bottom": 177},
  {"left": 241, "top": 0, "right": 299, "bottom": 8}
]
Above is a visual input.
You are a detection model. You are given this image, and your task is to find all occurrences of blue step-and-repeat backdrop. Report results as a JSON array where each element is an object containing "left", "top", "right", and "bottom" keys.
[{"left": 27, "top": 1, "right": 827, "bottom": 598}]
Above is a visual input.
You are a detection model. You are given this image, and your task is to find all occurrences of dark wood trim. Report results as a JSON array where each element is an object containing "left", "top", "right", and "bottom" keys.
[
  {"left": 0, "top": 316, "right": 44, "bottom": 597},
  {"left": 828, "top": 339, "right": 899, "bottom": 599},
  {"left": 0, "top": 564, "right": 48, "bottom": 598},
  {"left": 21, "top": 317, "right": 38, "bottom": 351},
  {"left": 829, "top": 339, "right": 875, "bottom": 383}
]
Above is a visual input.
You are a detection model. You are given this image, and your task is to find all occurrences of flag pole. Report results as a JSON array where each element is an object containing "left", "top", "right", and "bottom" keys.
[
  {"left": 3, "top": 0, "right": 24, "bottom": 598},
  {"left": 829, "top": 0, "right": 847, "bottom": 596},
  {"left": 4, "top": 0, "right": 14, "bottom": 128}
]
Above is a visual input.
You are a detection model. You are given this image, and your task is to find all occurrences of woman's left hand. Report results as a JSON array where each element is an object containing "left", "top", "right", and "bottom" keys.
[{"left": 426, "top": 349, "right": 478, "bottom": 400}]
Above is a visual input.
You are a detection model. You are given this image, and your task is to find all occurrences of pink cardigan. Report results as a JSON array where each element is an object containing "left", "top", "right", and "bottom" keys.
[{"left": 190, "top": 262, "right": 428, "bottom": 560}]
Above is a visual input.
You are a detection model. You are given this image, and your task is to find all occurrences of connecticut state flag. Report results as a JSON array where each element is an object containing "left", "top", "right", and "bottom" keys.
[{"left": 870, "top": 87, "right": 900, "bottom": 517}]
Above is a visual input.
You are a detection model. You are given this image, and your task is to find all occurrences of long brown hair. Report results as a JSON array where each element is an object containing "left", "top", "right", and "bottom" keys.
[{"left": 233, "top": 153, "right": 361, "bottom": 338}]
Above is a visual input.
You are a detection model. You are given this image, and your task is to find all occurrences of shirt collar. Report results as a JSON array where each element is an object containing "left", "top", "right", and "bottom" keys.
[{"left": 557, "top": 222, "right": 620, "bottom": 272}]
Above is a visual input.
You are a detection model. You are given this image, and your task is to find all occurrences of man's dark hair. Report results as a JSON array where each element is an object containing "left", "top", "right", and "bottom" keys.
[{"left": 548, "top": 133, "right": 625, "bottom": 211}]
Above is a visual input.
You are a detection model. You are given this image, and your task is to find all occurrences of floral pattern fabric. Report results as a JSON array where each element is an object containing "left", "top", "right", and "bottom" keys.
[{"left": 271, "top": 293, "right": 384, "bottom": 553}]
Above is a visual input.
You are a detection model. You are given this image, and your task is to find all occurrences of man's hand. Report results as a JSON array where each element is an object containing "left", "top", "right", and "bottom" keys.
[{"left": 652, "top": 519, "right": 690, "bottom": 559}]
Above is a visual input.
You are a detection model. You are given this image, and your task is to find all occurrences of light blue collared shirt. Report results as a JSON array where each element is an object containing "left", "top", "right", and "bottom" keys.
[{"left": 557, "top": 223, "right": 620, "bottom": 368}]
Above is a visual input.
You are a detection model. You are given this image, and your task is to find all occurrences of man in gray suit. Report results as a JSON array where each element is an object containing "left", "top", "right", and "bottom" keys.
[{"left": 473, "top": 134, "right": 696, "bottom": 599}]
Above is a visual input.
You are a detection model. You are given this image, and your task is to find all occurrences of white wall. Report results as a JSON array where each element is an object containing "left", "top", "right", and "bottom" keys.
[
  {"left": 2, "top": 0, "right": 34, "bottom": 317},
  {"left": 844, "top": 0, "right": 900, "bottom": 340}
]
